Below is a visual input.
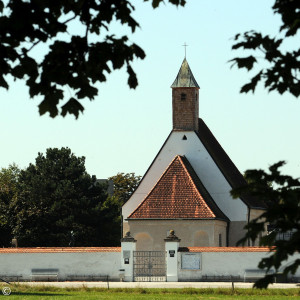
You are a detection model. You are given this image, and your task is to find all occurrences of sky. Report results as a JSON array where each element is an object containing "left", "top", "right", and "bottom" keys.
[{"left": 0, "top": 0, "right": 299, "bottom": 179}]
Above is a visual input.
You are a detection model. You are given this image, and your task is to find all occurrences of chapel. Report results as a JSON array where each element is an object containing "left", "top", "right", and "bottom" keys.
[{"left": 122, "top": 58, "right": 267, "bottom": 251}]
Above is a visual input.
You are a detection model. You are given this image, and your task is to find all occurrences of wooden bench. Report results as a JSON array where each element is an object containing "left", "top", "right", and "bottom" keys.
[
  {"left": 66, "top": 274, "right": 109, "bottom": 282},
  {"left": 31, "top": 269, "right": 59, "bottom": 281},
  {"left": 243, "top": 269, "right": 273, "bottom": 282},
  {"left": 0, "top": 275, "right": 23, "bottom": 283},
  {"left": 201, "top": 275, "right": 241, "bottom": 282}
]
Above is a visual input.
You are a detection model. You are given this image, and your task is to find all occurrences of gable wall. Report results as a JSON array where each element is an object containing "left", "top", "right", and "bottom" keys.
[
  {"left": 129, "top": 219, "right": 227, "bottom": 251},
  {"left": 123, "top": 131, "right": 247, "bottom": 230}
]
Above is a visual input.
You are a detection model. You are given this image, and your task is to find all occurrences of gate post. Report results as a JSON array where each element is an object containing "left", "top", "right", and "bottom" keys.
[
  {"left": 164, "top": 230, "right": 181, "bottom": 282},
  {"left": 121, "top": 232, "right": 136, "bottom": 282}
]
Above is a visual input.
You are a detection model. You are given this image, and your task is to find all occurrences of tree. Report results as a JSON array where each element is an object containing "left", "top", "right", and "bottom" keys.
[
  {"left": 108, "top": 172, "right": 141, "bottom": 207},
  {"left": 11, "top": 147, "right": 114, "bottom": 246},
  {"left": 231, "top": 162, "right": 300, "bottom": 288},
  {"left": 0, "top": 164, "right": 20, "bottom": 247},
  {"left": 230, "top": 0, "right": 300, "bottom": 98},
  {"left": 230, "top": 0, "right": 300, "bottom": 288},
  {"left": 0, "top": 0, "right": 186, "bottom": 118}
]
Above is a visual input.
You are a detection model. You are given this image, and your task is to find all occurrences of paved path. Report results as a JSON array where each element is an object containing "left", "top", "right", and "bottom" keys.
[{"left": 14, "top": 281, "right": 300, "bottom": 289}]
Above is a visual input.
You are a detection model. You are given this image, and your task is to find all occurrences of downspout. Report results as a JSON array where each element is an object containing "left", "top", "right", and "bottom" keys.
[
  {"left": 247, "top": 207, "right": 251, "bottom": 246},
  {"left": 226, "top": 220, "right": 230, "bottom": 247},
  {"left": 120, "top": 208, "right": 123, "bottom": 241}
]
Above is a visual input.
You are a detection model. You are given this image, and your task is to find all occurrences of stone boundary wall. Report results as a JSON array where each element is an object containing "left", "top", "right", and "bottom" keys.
[
  {"left": 1, "top": 247, "right": 299, "bottom": 282},
  {"left": 0, "top": 251, "right": 120, "bottom": 281},
  {"left": 178, "top": 251, "right": 300, "bottom": 282}
]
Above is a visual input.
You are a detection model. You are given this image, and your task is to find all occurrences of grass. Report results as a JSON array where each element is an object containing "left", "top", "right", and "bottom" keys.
[{"left": 1, "top": 285, "right": 300, "bottom": 299}]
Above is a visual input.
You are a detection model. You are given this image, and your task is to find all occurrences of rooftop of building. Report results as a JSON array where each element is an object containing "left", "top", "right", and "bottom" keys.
[
  {"left": 128, "top": 155, "right": 228, "bottom": 221},
  {"left": 171, "top": 58, "right": 200, "bottom": 88}
]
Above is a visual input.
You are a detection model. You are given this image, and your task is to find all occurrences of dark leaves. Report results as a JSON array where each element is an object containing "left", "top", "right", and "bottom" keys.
[
  {"left": 231, "top": 1, "right": 299, "bottom": 99},
  {"left": 61, "top": 98, "right": 84, "bottom": 119},
  {"left": 127, "top": 65, "right": 138, "bottom": 89},
  {"left": 147, "top": 0, "right": 186, "bottom": 9},
  {"left": 9, "top": 147, "right": 120, "bottom": 246},
  {"left": 38, "top": 88, "right": 63, "bottom": 118},
  {"left": 232, "top": 162, "right": 300, "bottom": 288},
  {"left": 0, "top": 0, "right": 179, "bottom": 118},
  {"left": 240, "top": 71, "right": 262, "bottom": 94},
  {"left": 230, "top": 56, "right": 257, "bottom": 71},
  {"left": 273, "top": 0, "right": 300, "bottom": 37}
]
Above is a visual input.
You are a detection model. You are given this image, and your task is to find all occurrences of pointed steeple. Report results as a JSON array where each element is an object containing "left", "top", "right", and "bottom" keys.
[
  {"left": 171, "top": 59, "right": 200, "bottom": 131},
  {"left": 171, "top": 58, "right": 200, "bottom": 88}
]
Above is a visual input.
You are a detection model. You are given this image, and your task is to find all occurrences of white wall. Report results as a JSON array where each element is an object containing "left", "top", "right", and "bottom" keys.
[
  {"left": 123, "top": 131, "right": 247, "bottom": 223},
  {"left": 1, "top": 249, "right": 299, "bottom": 282},
  {"left": 0, "top": 252, "right": 120, "bottom": 281},
  {"left": 178, "top": 251, "right": 300, "bottom": 281}
]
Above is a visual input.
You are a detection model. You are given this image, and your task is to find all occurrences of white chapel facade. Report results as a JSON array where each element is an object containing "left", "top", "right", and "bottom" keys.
[{"left": 122, "top": 59, "right": 266, "bottom": 251}]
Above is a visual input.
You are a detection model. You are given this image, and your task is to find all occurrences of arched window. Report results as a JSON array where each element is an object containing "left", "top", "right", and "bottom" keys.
[{"left": 181, "top": 93, "right": 186, "bottom": 101}]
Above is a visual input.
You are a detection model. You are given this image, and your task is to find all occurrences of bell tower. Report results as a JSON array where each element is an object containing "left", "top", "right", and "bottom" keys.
[{"left": 171, "top": 59, "right": 200, "bottom": 131}]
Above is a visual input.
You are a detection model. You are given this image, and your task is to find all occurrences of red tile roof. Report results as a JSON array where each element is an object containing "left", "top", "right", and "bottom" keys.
[
  {"left": 128, "top": 155, "right": 227, "bottom": 220},
  {"left": 179, "top": 247, "right": 274, "bottom": 252},
  {"left": 0, "top": 247, "right": 121, "bottom": 253},
  {"left": 130, "top": 118, "right": 266, "bottom": 212}
]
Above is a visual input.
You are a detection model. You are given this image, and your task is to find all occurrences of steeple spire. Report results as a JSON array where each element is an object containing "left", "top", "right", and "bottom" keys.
[
  {"left": 171, "top": 58, "right": 199, "bottom": 88},
  {"left": 171, "top": 59, "right": 200, "bottom": 131}
]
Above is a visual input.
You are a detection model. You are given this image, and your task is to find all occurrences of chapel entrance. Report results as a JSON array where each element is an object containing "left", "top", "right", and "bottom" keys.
[{"left": 133, "top": 251, "right": 166, "bottom": 282}]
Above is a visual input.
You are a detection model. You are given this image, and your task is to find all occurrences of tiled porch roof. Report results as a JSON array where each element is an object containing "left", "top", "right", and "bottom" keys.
[{"left": 128, "top": 155, "right": 227, "bottom": 220}]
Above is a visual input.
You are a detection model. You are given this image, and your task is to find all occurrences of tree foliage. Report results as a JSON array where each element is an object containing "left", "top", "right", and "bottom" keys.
[
  {"left": 10, "top": 147, "right": 118, "bottom": 246},
  {"left": 0, "top": 164, "right": 20, "bottom": 247},
  {"left": 230, "top": 0, "right": 300, "bottom": 97},
  {"left": 232, "top": 162, "right": 300, "bottom": 288},
  {"left": 230, "top": 0, "right": 300, "bottom": 288},
  {"left": 0, "top": 0, "right": 186, "bottom": 118},
  {"left": 108, "top": 172, "right": 141, "bottom": 207}
]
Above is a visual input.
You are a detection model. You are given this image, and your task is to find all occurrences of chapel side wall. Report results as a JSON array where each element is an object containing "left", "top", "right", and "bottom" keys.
[
  {"left": 228, "top": 221, "right": 247, "bottom": 246},
  {"left": 129, "top": 219, "right": 227, "bottom": 250},
  {"left": 228, "top": 209, "right": 267, "bottom": 247},
  {"left": 178, "top": 251, "right": 300, "bottom": 281},
  {"left": 0, "top": 252, "right": 120, "bottom": 281},
  {"left": 249, "top": 208, "right": 268, "bottom": 246},
  {"left": 213, "top": 221, "right": 228, "bottom": 247}
]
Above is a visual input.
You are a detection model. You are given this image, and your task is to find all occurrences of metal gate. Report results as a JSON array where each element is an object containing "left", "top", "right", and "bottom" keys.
[{"left": 133, "top": 251, "right": 166, "bottom": 282}]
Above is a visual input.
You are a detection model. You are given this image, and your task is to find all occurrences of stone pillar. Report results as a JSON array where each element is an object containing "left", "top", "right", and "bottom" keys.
[
  {"left": 120, "top": 232, "right": 136, "bottom": 282},
  {"left": 164, "top": 230, "right": 181, "bottom": 282}
]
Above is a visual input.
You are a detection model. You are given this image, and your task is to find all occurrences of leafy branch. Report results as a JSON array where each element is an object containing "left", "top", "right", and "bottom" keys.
[
  {"left": 0, "top": 0, "right": 186, "bottom": 118},
  {"left": 231, "top": 161, "right": 300, "bottom": 288},
  {"left": 230, "top": 0, "right": 300, "bottom": 97}
]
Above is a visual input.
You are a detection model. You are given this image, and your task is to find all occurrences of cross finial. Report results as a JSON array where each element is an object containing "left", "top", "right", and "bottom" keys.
[{"left": 182, "top": 42, "right": 188, "bottom": 58}]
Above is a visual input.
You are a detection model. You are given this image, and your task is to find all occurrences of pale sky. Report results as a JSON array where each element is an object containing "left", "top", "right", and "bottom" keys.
[{"left": 0, "top": 0, "right": 299, "bottom": 179}]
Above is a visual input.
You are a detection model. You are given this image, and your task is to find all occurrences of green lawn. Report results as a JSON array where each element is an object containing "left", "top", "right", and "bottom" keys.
[{"left": 1, "top": 285, "right": 300, "bottom": 299}]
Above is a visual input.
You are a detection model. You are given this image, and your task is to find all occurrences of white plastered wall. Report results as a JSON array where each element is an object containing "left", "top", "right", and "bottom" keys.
[
  {"left": 0, "top": 252, "right": 120, "bottom": 281},
  {"left": 123, "top": 131, "right": 247, "bottom": 226},
  {"left": 178, "top": 251, "right": 300, "bottom": 281}
]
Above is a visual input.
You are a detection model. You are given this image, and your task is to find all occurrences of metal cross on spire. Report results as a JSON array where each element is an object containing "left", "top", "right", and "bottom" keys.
[{"left": 182, "top": 42, "right": 188, "bottom": 58}]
